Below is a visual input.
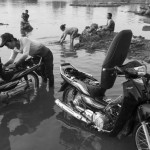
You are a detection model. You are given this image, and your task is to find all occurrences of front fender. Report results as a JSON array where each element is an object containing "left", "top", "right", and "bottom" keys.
[{"left": 59, "top": 81, "right": 70, "bottom": 92}]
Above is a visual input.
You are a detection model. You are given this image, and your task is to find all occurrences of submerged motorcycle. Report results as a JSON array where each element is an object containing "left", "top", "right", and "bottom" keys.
[
  {"left": 55, "top": 30, "right": 150, "bottom": 150},
  {"left": 0, "top": 56, "right": 42, "bottom": 104}
]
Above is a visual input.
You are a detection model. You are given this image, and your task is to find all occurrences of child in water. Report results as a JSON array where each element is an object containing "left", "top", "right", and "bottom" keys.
[{"left": 59, "top": 24, "right": 79, "bottom": 46}]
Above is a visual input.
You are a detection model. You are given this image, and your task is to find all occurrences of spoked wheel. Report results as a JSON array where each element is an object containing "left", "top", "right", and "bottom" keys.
[
  {"left": 135, "top": 122, "right": 150, "bottom": 150},
  {"left": 8, "top": 72, "right": 39, "bottom": 103}
]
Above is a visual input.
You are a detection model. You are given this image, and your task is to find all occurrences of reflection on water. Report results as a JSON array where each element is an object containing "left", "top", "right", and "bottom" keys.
[
  {"left": 0, "top": 87, "right": 55, "bottom": 150},
  {"left": 60, "top": 44, "right": 78, "bottom": 58},
  {"left": 0, "top": 0, "right": 149, "bottom": 150},
  {"left": 60, "top": 126, "right": 102, "bottom": 150},
  {"left": 57, "top": 111, "right": 136, "bottom": 150},
  {"left": 11, "top": 0, "right": 38, "bottom": 4},
  {"left": 57, "top": 111, "right": 102, "bottom": 150},
  {"left": 0, "top": 0, "right": 149, "bottom": 39},
  {"left": 51, "top": 1, "right": 67, "bottom": 9}
]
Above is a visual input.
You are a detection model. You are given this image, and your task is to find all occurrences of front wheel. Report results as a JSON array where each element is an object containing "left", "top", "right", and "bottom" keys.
[
  {"left": 134, "top": 122, "right": 150, "bottom": 150},
  {"left": 6, "top": 72, "right": 39, "bottom": 103}
]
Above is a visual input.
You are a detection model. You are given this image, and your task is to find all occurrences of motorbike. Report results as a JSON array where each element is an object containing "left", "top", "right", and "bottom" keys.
[
  {"left": 55, "top": 30, "right": 150, "bottom": 150},
  {"left": 0, "top": 56, "right": 43, "bottom": 104}
]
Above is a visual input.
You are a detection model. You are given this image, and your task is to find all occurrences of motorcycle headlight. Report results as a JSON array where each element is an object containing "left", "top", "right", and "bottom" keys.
[{"left": 134, "top": 65, "right": 147, "bottom": 76}]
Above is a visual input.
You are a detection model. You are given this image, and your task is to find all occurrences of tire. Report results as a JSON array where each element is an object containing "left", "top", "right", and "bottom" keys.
[
  {"left": 134, "top": 122, "right": 150, "bottom": 150},
  {"left": 62, "top": 85, "right": 78, "bottom": 120},
  {"left": 8, "top": 72, "right": 39, "bottom": 102},
  {"left": 63, "top": 85, "right": 78, "bottom": 103}
]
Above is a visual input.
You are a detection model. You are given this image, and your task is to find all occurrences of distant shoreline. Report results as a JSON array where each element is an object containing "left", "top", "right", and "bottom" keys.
[
  {"left": 69, "top": 2, "right": 150, "bottom": 8},
  {"left": 70, "top": 2, "right": 150, "bottom": 5}
]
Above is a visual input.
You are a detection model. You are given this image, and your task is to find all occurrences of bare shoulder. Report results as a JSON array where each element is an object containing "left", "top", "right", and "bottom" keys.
[{"left": 20, "top": 37, "right": 30, "bottom": 44}]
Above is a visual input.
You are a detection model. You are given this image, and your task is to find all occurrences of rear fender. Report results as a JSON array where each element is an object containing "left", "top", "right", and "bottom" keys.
[{"left": 59, "top": 81, "right": 70, "bottom": 92}]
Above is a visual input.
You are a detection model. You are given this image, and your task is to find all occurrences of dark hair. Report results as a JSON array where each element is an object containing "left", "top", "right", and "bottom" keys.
[
  {"left": 108, "top": 13, "right": 112, "bottom": 18},
  {"left": 60, "top": 24, "right": 66, "bottom": 30},
  {"left": 85, "top": 26, "right": 90, "bottom": 29},
  {"left": 0, "top": 33, "right": 17, "bottom": 47},
  {"left": 12, "top": 37, "right": 17, "bottom": 42}
]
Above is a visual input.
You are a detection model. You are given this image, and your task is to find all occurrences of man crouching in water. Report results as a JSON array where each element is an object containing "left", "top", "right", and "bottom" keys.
[
  {"left": 59, "top": 24, "right": 79, "bottom": 47},
  {"left": 0, "top": 33, "right": 54, "bottom": 88}
]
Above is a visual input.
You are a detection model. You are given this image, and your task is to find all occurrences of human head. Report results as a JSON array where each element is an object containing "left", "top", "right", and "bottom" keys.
[
  {"left": 25, "top": 10, "right": 28, "bottom": 14},
  {"left": 107, "top": 13, "right": 112, "bottom": 19},
  {"left": 85, "top": 26, "right": 90, "bottom": 29},
  {"left": 0, "top": 33, "right": 18, "bottom": 49},
  {"left": 60, "top": 24, "right": 66, "bottom": 31}
]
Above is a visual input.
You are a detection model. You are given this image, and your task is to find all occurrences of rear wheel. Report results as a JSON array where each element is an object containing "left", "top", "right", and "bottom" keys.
[
  {"left": 62, "top": 85, "right": 79, "bottom": 119},
  {"left": 4, "top": 72, "right": 39, "bottom": 103},
  {"left": 135, "top": 122, "right": 150, "bottom": 150},
  {"left": 63, "top": 86, "right": 78, "bottom": 103}
]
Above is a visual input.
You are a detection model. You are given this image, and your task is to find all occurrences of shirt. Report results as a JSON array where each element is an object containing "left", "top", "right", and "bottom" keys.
[
  {"left": 106, "top": 19, "right": 115, "bottom": 31},
  {"left": 9, "top": 37, "right": 44, "bottom": 61}
]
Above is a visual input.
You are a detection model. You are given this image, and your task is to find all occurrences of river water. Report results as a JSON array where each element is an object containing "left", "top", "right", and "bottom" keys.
[{"left": 0, "top": 0, "right": 150, "bottom": 150}]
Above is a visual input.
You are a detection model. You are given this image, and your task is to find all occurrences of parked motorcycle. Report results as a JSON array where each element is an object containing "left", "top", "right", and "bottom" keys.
[
  {"left": 0, "top": 56, "right": 43, "bottom": 104},
  {"left": 55, "top": 30, "right": 150, "bottom": 150}
]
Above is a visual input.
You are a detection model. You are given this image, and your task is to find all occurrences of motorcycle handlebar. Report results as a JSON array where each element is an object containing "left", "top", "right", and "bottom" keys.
[
  {"left": 103, "top": 67, "right": 150, "bottom": 80},
  {"left": 103, "top": 66, "right": 140, "bottom": 77},
  {"left": 102, "top": 66, "right": 123, "bottom": 75}
]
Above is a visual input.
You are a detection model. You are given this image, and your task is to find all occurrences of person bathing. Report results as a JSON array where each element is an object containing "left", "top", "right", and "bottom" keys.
[{"left": 59, "top": 24, "right": 79, "bottom": 46}]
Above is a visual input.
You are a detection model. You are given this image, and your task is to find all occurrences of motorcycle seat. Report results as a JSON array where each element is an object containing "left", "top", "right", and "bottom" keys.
[
  {"left": 75, "top": 79, "right": 106, "bottom": 98},
  {"left": 86, "top": 83, "right": 106, "bottom": 98}
]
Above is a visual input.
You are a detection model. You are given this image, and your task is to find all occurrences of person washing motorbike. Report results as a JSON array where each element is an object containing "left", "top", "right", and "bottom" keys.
[{"left": 0, "top": 33, "right": 54, "bottom": 88}]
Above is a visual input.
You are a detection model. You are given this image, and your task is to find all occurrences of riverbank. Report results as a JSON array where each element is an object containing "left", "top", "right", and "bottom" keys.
[
  {"left": 70, "top": 2, "right": 121, "bottom": 7},
  {"left": 74, "top": 32, "right": 150, "bottom": 63}
]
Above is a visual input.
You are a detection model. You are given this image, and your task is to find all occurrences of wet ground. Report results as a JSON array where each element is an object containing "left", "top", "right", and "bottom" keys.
[{"left": 0, "top": 0, "right": 150, "bottom": 150}]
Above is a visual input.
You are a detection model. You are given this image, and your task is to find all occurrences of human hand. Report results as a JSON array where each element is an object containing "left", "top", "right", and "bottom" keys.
[
  {"left": 59, "top": 40, "right": 63, "bottom": 44},
  {"left": 2, "top": 65, "right": 6, "bottom": 70},
  {"left": 8, "top": 63, "right": 16, "bottom": 69}
]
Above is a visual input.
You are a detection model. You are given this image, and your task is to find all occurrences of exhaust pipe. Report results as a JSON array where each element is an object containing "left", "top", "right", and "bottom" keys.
[
  {"left": 55, "top": 99, "right": 111, "bottom": 133},
  {"left": 55, "top": 99, "right": 91, "bottom": 124}
]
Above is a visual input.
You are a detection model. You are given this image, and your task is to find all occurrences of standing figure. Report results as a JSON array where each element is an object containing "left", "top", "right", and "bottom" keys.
[
  {"left": 24, "top": 10, "right": 29, "bottom": 22},
  {"left": 0, "top": 33, "right": 54, "bottom": 88},
  {"left": 59, "top": 24, "right": 79, "bottom": 46},
  {"left": 20, "top": 10, "right": 33, "bottom": 37}
]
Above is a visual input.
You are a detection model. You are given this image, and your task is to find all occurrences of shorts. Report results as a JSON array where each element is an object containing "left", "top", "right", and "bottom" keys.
[{"left": 71, "top": 29, "right": 78, "bottom": 39}]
